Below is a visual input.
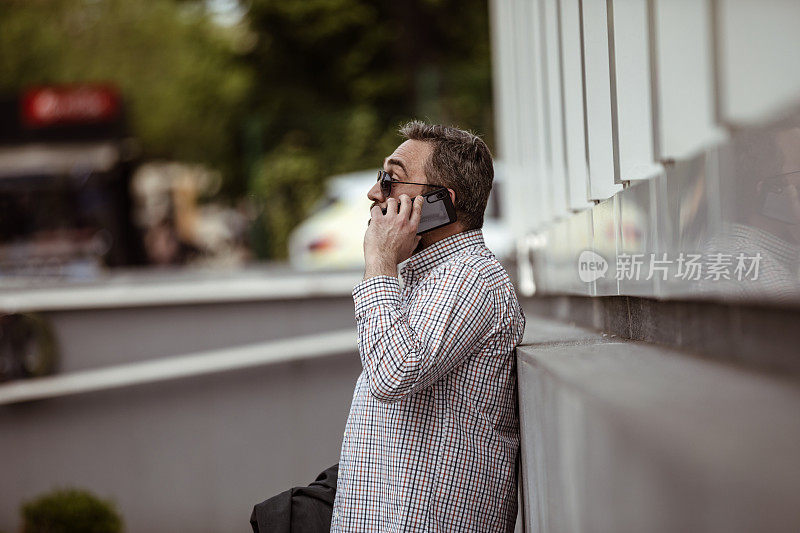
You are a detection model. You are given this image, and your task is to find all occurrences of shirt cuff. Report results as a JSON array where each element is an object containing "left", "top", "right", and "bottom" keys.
[{"left": 353, "top": 275, "right": 401, "bottom": 318}]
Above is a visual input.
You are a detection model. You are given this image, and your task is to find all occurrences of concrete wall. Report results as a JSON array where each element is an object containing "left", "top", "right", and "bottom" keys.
[
  {"left": 516, "top": 314, "right": 800, "bottom": 533},
  {"left": 0, "top": 295, "right": 361, "bottom": 532}
]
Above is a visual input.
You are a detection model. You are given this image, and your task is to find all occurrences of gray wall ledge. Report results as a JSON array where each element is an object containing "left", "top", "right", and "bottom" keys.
[
  {"left": 523, "top": 295, "right": 800, "bottom": 375},
  {"left": 516, "top": 317, "right": 800, "bottom": 533}
]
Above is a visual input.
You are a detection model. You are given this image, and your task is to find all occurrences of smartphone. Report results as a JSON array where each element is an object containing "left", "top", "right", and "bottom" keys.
[
  {"left": 417, "top": 188, "right": 457, "bottom": 234},
  {"left": 380, "top": 188, "right": 457, "bottom": 234}
]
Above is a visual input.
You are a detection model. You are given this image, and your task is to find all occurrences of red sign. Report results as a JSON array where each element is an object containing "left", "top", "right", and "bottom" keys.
[{"left": 21, "top": 85, "right": 120, "bottom": 127}]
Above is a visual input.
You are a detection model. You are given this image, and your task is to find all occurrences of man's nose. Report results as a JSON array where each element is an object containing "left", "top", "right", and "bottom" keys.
[{"left": 367, "top": 182, "right": 385, "bottom": 203}]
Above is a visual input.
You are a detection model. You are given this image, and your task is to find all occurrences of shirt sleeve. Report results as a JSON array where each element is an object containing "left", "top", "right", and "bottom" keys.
[{"left": 352, "top": 264, "right": 496, "bottom": 404}]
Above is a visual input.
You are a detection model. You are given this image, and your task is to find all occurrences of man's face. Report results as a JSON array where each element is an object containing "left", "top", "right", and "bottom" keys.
[{"left": 368, "top": 139, "right": 434, "bottom": 211}]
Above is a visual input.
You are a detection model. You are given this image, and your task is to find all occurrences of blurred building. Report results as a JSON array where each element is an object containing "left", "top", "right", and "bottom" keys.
[
  {"left": 0, "top": 85, "right": 252, "bottom": 281},
  {"left": 491, "top": 1, "right": 800, "bottom": 531},
  {"left": 131, "top": 162, "right": 252, "bottom": 268},
  {"left": 0, "top": 85, "right": 145, "bottom": 278}
]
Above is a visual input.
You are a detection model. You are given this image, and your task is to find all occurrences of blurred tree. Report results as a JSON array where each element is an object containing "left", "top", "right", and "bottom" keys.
[
  {"left": 0, "top": 0, "right": 493, "bottom": 259},
  {"left": 244, "top": 0, "right": 493, "bottom": 258},
  {"left": 0, "top": 0, "right": 253, "bottom": 196},
  {"left": 249, "top": 135, "right": 321, "bottom": 258}
]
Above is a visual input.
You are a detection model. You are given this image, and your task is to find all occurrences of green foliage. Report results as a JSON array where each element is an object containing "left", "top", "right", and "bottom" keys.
[
  {"left": 249, "top": 137, "right": 321, "bottom": 258},
  {"left": 21, "top": 488, "right": 123, "bottom": 533},
  {"left": 244, "top": 0, "right": 493, "bottom": 257},
  {"left": 0, "top": 0, "right": 252, "bottom": 193},
  {"left": 0, "top": 0, "right": 493, "bottom": 259}
]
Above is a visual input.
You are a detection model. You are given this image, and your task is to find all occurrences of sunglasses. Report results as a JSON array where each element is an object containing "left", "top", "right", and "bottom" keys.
[{"left": 377, "top": 170, "right": 440, "bottom": 197}]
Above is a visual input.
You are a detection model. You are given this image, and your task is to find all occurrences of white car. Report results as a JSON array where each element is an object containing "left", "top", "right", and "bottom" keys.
[{"left": 288, "top": 166, "right": 513, "bottom": 271}]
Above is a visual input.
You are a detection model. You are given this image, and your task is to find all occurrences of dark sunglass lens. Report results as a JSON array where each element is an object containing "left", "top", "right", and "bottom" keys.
[{"left": 379, "top": 172, "right": 391, "bottom": 195}]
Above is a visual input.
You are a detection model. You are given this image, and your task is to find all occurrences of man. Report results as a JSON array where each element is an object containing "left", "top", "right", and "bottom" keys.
[
  {"left": 249, "top": 122, "right": 525, "bottom": 533},
  {"left": 331, "top": 121, "right": 526, "bottom": 532}
]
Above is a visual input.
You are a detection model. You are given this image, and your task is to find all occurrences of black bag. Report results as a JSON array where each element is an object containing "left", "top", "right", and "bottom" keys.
[{"left": 250, "top": 464, "right": 338, "bottom": 533}]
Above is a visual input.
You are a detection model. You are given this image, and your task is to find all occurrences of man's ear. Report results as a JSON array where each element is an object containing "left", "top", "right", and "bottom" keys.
[{"left": 445, "top": 188, "right": 466, "bottom": 230}]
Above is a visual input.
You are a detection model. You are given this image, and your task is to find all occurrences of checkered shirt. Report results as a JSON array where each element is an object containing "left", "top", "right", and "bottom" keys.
[{"left": 331, "top": 229, "right": 526, "bottom": 532}]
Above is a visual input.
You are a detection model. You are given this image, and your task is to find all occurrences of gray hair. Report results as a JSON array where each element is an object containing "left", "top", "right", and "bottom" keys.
[{"left": 399, "top": 121, "right": 494, "bottom": 230}]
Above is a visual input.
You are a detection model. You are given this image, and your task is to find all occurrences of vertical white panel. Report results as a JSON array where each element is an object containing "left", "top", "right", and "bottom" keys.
[
  {"left": 529, "top": 0, "right": 553, "bottom": 225},
  {"left": 491, "top": 0, "right": 523, "bottom": 238},
  {"left": 654, "top": 0, "right": 725, "bottom": 159},
  {"left": 515, "top": 0, "right": 544, "bottom": 232},
  {"left": 612, "top": 0, "right": 662, "bottom": 180},
  {"left": 718, "top": 0, "right": 800, "bottom": 124},
  {"left": 516, "top": 0, "right": 534, "bottom": 229},
  {"left": 489, "top": 0, "right": 510, "bottom": 165},
  {"left": 559, "top": 0, "right": 593, "bottom": 211},
  {"left": 542, "top": 0, "right": 570, "bottom": 219},
  {"left": 502, "top": 0, "right": 520, "bottom": 233},
  {"left": 582, "top": 0, "right": 622, "bottom": 200},
  {"left": 492, "top": 0, "right": 529, "bottom": 237}
]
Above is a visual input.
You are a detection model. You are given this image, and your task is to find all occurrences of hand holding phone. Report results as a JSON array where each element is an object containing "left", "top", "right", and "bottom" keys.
[{"left": 364, "top": 194, "right": 424, "bottom": 277}]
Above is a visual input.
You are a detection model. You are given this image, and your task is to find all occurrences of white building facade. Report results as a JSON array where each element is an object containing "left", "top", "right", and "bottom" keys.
[{"left": 491, "top": 0, "right": 800, "bottom": 303}]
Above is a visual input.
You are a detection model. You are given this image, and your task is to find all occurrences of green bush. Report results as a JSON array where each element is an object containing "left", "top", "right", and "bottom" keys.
[{"left": 21, "top": 488, "right": 123, "bottom": 533}]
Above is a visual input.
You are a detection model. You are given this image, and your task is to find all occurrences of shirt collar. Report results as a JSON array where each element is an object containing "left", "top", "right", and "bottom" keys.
[{"left": 400, "top": 229, "right": 486, "bottom": 283}]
